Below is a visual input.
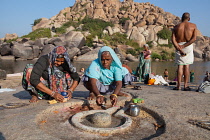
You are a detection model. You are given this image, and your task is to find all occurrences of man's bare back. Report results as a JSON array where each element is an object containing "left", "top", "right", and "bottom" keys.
[
  {"left": 172, "top": 12, "right": 197, "bottom": 50},
  {"left": 173, "top": 21, "right": 197, "bottom": 43}
]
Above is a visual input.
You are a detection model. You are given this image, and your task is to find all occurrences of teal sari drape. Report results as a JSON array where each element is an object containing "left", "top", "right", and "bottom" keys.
[{"left": 135, "top": 52, "right": 151, "bottom": 81}]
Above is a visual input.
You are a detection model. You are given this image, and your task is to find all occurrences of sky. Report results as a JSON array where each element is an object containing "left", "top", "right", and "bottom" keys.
[{"left": 1, "top": 0, "right": 210, "bottom": 38}]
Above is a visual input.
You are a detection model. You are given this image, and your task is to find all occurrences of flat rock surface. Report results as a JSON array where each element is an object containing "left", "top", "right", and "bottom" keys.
[{"left": 0, "top": 76, "right": 210, "bottom": 140}]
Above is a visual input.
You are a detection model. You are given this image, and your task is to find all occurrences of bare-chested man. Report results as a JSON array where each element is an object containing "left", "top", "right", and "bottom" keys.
[{"left": 172, "top": 12, "right": 197, "bottom": 91}]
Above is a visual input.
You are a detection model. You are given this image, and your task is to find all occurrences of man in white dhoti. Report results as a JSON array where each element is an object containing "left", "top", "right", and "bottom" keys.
[
  {"left": 175, "top": 42, "right": 194, "bottom": 65},
  {"left": 172, "top": 12, "right": 197, "bottom": 91}
]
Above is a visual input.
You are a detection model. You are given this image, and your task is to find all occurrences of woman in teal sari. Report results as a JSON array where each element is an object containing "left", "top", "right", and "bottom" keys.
[
  {"left": 82, "top": 46, "right": 131, "bottom": 106},
  {"left": 136, "top": 44, "right": 151, "bottom": 82}
]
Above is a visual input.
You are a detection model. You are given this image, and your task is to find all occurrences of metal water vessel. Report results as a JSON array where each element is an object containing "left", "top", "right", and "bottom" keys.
[{"left": 129, "top": 104, "right": 140, "bottom": 117}]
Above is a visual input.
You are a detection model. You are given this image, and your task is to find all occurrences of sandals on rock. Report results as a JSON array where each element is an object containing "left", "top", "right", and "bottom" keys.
[
  {"left": 172, "top": 87, "right": 180, "bottom": 90},
  {"left": 173, "top": 87, "right": 192, "bottom": 91},
  {"left": 184, "top": 86, "right": 191, "bottom": 91}
]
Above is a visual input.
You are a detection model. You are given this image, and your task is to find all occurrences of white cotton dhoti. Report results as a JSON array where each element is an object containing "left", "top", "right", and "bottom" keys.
[{"left": 175, "top": 42, "right": 194, "bottom": 65}]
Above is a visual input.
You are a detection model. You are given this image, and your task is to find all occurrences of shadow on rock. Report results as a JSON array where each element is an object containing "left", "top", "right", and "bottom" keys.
[
  {"left": 72, "top": 91, "right": 89, "bottom": 99},
  {"left": 13, "top": 90, "right": 31, "bottom": 100},
  {"left": 0, "top": 132, "right": 6, "bottom": 140}
]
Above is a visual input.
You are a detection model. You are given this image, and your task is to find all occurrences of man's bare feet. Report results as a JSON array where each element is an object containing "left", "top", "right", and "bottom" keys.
[
  {"left": 87, "top": 92, "right": 95, "bottom": 100},
  {"left": 29, "top": 95, "right": 39, "bottom": 103}
]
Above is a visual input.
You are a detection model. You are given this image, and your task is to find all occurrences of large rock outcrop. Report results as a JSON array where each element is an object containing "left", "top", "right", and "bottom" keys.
[{"left": 1, "top": 0, "right": 209, "bottom": 61}]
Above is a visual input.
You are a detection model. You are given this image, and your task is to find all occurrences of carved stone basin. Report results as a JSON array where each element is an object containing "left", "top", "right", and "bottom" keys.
[{"left": 71, "top": 107, "right": 132, "bottom": 134}]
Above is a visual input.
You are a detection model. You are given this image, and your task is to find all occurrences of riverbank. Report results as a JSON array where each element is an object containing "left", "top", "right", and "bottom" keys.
[
  {"left": 0, "top": 76, "right": 210, "bottom": 139},
  {"left": 0, "top": 73, "right": 22, "bottom": 89},
  {"left": 1, "top": 60, "right": 209, "bottom": 85}
]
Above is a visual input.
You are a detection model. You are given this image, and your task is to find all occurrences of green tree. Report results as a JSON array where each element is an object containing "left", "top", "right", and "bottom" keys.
[
  {"left": 56, "top": 21, "right": 78, "bottom": 34},
  {"left": 21, "top": 28, "right": 51, "bottom": 40},
  {"left": 157, "top": 26, "right": 172, "bottom": 40},
  {"left": 119, "top": 17, "right": 130, "bottom": 26},
  {"left": 81, "top": 16, "right": 114, "bottom": 38},
  {"left": 126, "top": 48, "right": 136, "bottom": 56},
  {"left": 32, "top": 18, "right": 42, "bottom": 26},
  {"left": 146, "top": 41, "right": 153, "bottom": 48},
  {"left": 151, "top": 52, "right": 162, "bottom": 60}
]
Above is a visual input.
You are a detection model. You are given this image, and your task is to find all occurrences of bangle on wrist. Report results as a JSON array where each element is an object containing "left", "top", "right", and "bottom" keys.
[
  {"left": 51, "top": 91, "right": 55, "bottom": 97},
  {"left": 97, "top": 94, "right": 104, "bottom": 98},
  {"left": 111, "top": 94, "right": 117, "bottom": 98},
  {"left": 68, "top": 89, "right": 73, "bottom": 93}
]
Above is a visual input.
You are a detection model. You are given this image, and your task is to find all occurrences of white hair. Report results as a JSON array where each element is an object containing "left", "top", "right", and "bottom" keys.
[{"left": 144, "top": 44, "right": 149, "bottom": 48}]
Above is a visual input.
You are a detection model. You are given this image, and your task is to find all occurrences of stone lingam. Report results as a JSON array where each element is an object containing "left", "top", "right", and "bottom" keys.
[
  {"left": 71, "top": 106, "right": 132, "bottom": 134},
  {"left": 88, "top": 112, "right": 112, "bottom": 127}
]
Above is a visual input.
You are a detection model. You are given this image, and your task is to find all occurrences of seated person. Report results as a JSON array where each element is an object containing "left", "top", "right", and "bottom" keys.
[
  {"left": 78, "top": 68, "right": 85, "bottom": 78},
  {"left": 197, "top": 72, "right": 210, "bottom": 93},
  {"left": 80, "top": 68, "right": 85, "bottom": 73},
  {"left": 122, "top": 60, "right": 137, "bottom": 83},
  {"left": 22, "top": 46, "right": 80, "bottom": 103},
  {"left": 82, "top": 46, "right": 131, "bottom": 107},
  {"left": 203, "top": 72, "right": 210, "bottom": 82},
  {"left": 122, "top": 60, "right": 132, "bottom": 74}
]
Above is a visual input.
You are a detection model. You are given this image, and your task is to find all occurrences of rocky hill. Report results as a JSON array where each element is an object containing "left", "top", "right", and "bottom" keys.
[
  {"left": 33, "top": 0, "right": 181, "bottom": 48},
  {"left": 0, "top": 0, "right": 210, "bottom": 62}
]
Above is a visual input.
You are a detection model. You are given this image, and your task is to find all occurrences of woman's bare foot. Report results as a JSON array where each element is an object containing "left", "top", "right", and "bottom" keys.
[
  {"left": 87, "top": 92, "right": 95, "bottom": 100},
  {"left": 29, "top": 95, "right": 39, "bottom": 103}
]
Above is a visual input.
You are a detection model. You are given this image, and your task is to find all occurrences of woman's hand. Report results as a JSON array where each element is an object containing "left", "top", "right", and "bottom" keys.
[
  {"left": 53, "top": 92, "right": 64, "bottom": 102},
  {"left": 67, "top": 90, "right": 73, "bottom": 100},
  {"left": 110, "top": 94, "right": 118, "bottom": 107},
  {"left": 96, "top": 95, "right": 104, "bottom": 106}
]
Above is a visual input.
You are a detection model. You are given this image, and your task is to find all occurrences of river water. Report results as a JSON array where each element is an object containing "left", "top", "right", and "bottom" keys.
[{"left": 0, "top": 59, "right": 209, "bottom": 85}]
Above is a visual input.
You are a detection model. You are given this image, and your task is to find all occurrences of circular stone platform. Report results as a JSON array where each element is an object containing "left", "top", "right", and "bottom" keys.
[{"left": 35, "top": 90, "right": 166, "bottom": 139}]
